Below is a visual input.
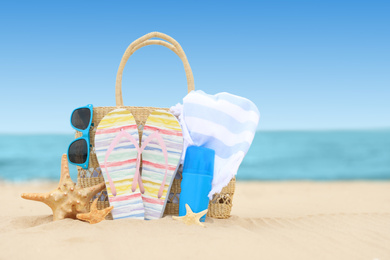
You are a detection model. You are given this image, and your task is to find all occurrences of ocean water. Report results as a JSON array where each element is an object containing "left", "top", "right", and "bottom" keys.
[
  {"left": 241, "top": 130, "right": 390, "bottom": 180},
  {"left": 0, "top": 130, "right": 389, "bottom": 182}
]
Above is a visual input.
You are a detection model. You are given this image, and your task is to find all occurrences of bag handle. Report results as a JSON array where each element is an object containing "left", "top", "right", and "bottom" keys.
[{"left": 115, "top": 32, "right": 195, "bottom": 107}]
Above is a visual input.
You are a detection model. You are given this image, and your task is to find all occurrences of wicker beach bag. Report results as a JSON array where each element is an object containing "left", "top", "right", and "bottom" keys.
[{"left": 76, "top": 32, "right": 235, "bottom": 219}]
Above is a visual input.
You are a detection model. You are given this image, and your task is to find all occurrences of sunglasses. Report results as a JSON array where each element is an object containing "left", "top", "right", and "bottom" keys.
[{"left": 67, "top": 104, "right": 93, "bottom": 169}]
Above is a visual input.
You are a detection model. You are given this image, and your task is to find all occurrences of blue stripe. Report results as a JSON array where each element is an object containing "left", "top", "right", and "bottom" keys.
[
  {"left": 143, "top": 145, "right": 182, "bottom": 155},
  {"left": 95, "top": 144, "right": 137, "bottom": 153},
  {"left": 142, "top": 132, "right": 182, "bottom": 143},
  {"left": 184, "top": 103, "right": 258, "bottom": 134},
  {"left": 115, "top": 213, "right": 145, "bottom": 219},
  {"left": 102, "top": 166, "right": 136, "bottom": 178},
  {"left": 105, "top": 164, "right": 136, "bottom": 172},
  {"left": 189, "top": 132, "right": 251, "bottom": 159},
  {"left": 142, "top": 166, "right": 164, "bottom": 175},
  {"left": 111, "top": 144, "right": 137, "bottom": 151},
  {"left": 112, "top": 199, "right": 143, "bottom": 206},
  {"left": 193, "top": 90, "right": 260, "bottom": 113}
]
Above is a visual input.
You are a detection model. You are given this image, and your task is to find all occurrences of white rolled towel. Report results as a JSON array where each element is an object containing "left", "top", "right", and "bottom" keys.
[{"left": 170, "top": 90, "right": 260, "bottom": 198}]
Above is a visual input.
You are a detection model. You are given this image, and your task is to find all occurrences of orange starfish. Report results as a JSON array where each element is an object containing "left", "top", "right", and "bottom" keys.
[
  {"left": 77, "top": 198, "right": 113, "bottom": 224},
  {"left": 172, "top": 204, "right": 208, "bottom": 227},
  {"left": 21, "top": 154, "right": 105, "bottom": 221}
]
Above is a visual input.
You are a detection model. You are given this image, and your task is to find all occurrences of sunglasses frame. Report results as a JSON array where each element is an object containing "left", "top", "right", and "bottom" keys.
[{"left": 67, "top": 104, "right": 93, "bottom": 169}]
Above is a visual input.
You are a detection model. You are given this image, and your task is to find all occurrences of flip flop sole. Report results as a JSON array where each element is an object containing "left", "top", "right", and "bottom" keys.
[
  {"left": 141, "top": 110, "right": 183, "bottom": 220},
  {"left": 95, "top": 108, "right": 144, "bottom": 219}
]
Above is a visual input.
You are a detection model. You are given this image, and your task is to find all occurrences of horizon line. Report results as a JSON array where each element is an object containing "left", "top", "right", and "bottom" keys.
[{"left": 0, "top": 127, "right": 389, "bottom": 135}]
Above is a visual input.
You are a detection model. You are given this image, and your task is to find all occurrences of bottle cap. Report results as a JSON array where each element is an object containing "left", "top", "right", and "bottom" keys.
[{"left": 183, "top": 146, "right": 215, "bottom": 177}]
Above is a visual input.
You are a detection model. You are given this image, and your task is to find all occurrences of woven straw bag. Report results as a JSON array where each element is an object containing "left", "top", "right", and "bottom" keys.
[{"left": 76, "top": 32, "right": 235, "bottom": 218}]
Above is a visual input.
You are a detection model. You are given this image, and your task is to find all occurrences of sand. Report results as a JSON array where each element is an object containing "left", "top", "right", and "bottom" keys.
[{"left": 1, "top": 181, "right": 390, "bottom": 260}]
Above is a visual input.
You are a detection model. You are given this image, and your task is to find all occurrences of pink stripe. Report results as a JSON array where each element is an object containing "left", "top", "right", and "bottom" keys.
[
  {"left": 96, "top": 124, "right": 137, "bottom": 135},
  {"left": 100, "top": 158, "right": 137, "bottom": 168},
  {"left": 110, "top": 193, "right": 142, "bottom": 202},
  {"left": 143, "top": 160, "right": 176, "bottom": 171},
  {"left": 143, "top": 125, "right": 182, "bottom": 136},
  {"left": 143, "top": 196, "right": 164, "bottom": 205}
]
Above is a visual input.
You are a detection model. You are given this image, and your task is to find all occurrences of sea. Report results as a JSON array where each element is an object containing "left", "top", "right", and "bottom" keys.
[{"left": 1, "top": 130, "right": 389, "bottom": 182}]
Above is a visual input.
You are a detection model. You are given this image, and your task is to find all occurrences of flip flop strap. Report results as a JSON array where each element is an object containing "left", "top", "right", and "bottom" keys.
[
  {"left": 104, "top": 128, "right": 142, "bottom": 196},
  {"left": 140, "top": 130, "right": 169, "bottom": 198}
]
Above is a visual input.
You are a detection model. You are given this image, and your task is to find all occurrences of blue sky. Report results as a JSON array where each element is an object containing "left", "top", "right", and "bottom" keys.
[{"left": 0, "top": 0, "right": 389, "bottom": 133}]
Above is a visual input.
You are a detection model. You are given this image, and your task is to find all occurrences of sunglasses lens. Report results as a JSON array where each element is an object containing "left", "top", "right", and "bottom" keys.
[
  {"left": 71, "top": 108, "right": 91, "bottom": 130},
  {"left": 68, "top": 139, "right": 88, "bottom": 164}
]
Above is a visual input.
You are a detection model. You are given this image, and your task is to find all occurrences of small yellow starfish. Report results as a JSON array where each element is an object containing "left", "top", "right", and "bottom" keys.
[
  {"left": 77, "top": 198, "right": 114, "bottom": 224},
  {"left": 21, "top": 154, "right": 105, "bottom": 221},
  {"left": 172, "top": 204, "right": 208, "bottom": 227}
]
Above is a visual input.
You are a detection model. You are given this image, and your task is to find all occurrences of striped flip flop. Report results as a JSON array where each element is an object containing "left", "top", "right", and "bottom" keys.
[
  {"left": 95, "top": 108, "right": 145, "bottom": 220},
  {"left": 140, "top": 110, "right": 183, "bottom": 220}
]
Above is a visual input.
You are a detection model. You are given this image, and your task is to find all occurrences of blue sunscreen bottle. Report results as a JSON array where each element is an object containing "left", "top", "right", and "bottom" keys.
[{"left": 179, "top": 146, "right": 215, "bottom": 222}]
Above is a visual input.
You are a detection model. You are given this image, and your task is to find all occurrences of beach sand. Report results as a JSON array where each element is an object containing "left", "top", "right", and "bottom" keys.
[{"left": 1, "top": 181, "right": 389, "bottom": 260}]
